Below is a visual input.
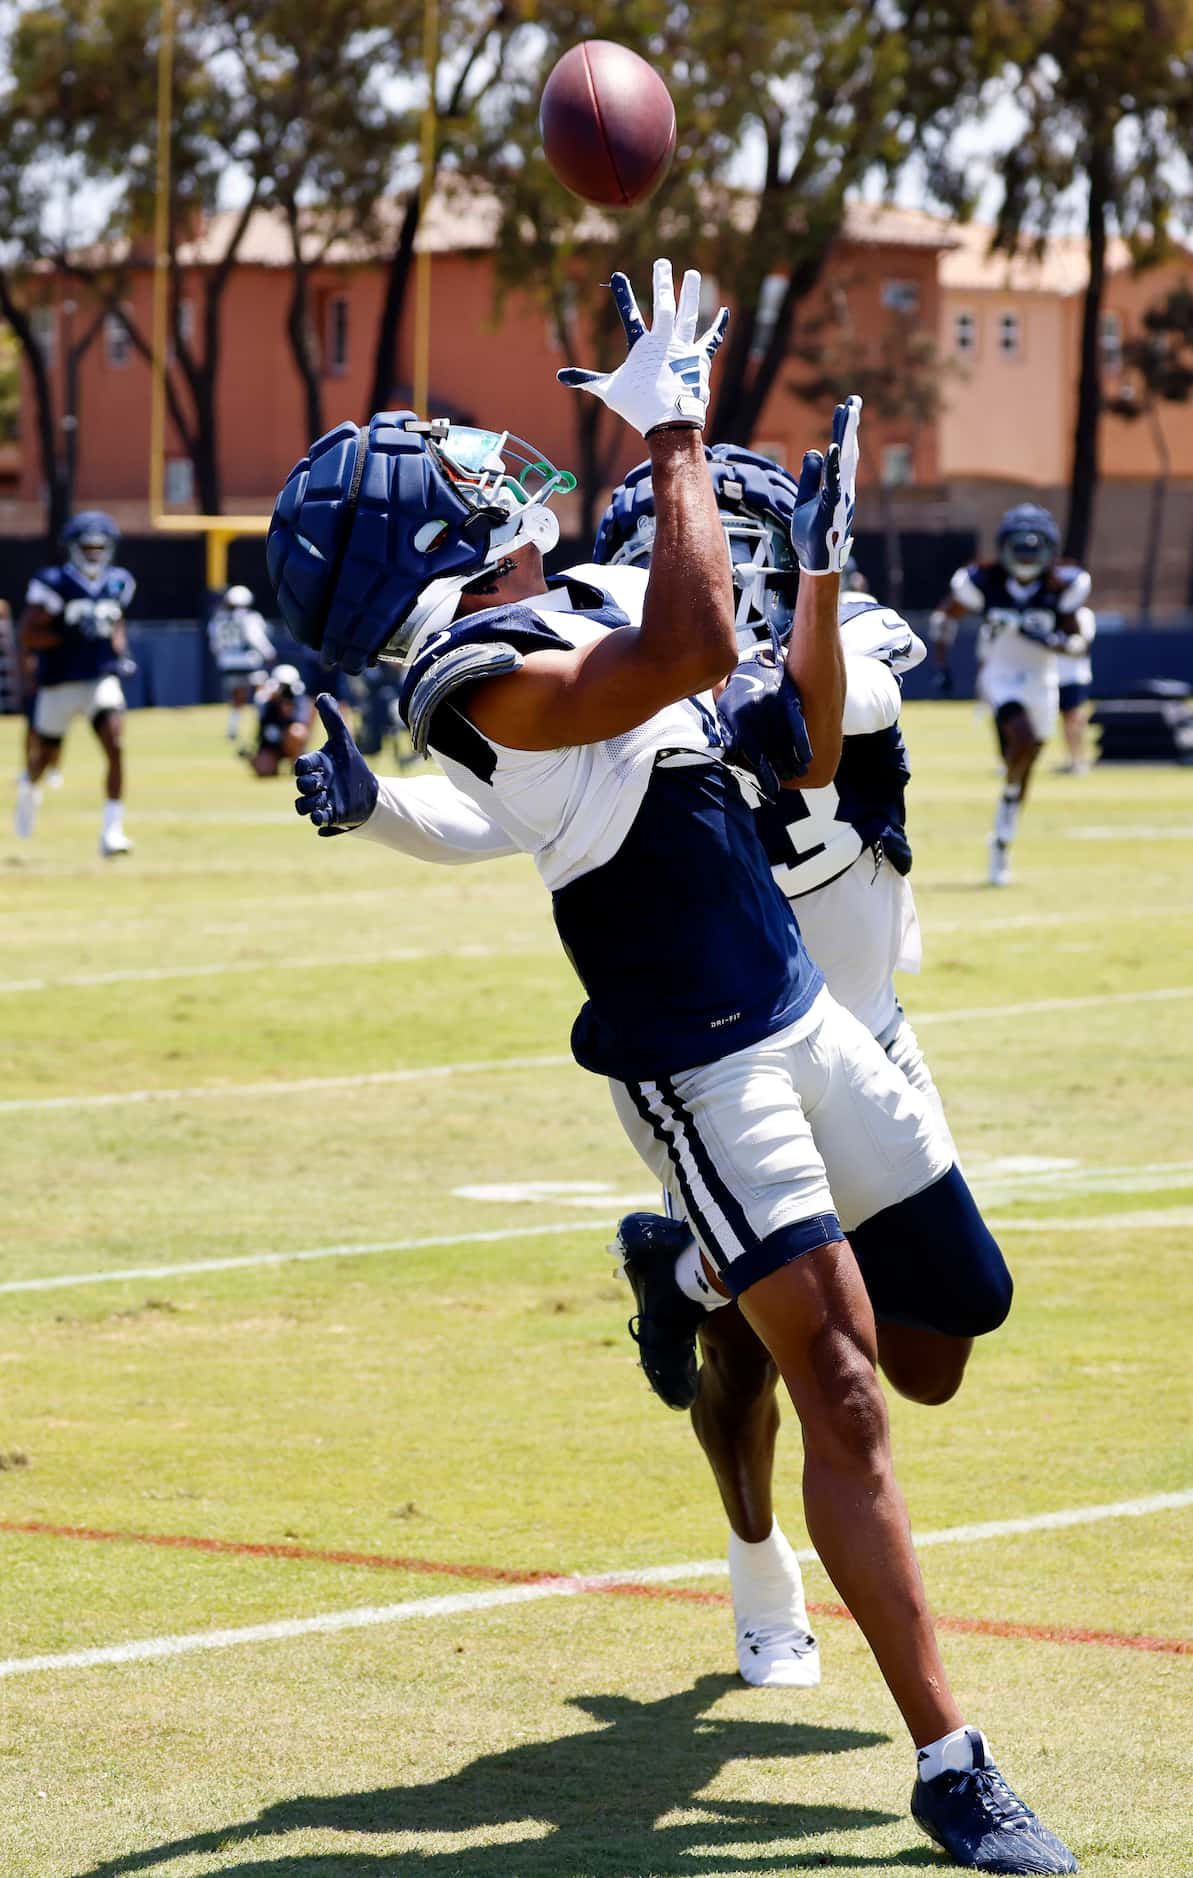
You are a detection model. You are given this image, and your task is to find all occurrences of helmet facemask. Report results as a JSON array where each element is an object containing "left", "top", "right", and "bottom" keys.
[
  {"left": 377, "top": 421, "right": 576, "bottom": 666},
  {"left": 70, "top": 533, "right": 115, "bottom": 580},
  {"left": 1000, "top": 531, "right": 1053, "bottom": 583}
]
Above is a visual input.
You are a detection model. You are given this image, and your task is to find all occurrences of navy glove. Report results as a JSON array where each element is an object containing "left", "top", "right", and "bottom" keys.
[
  {"left": 791, "top": 395, "right": 861, "bottom": 575},
  {"left": 717, "top": 647, "right": 812, "bottom": 803},
  {"left": 294, "top": 693, "right": 379, "bottom": 837}
]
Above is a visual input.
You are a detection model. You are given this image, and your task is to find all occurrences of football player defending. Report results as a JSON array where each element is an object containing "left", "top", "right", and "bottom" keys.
[
  {"left": 271, "top": 261, "right": 1077, "bottom": 1873},
  {"left": 930, "top": 505, "right": 1094, "bottom": 885},
  {"left": 207, "top": 583, "right": 277, "bottom": 742},
  {"left": 15, "top": 511, "right": 135, "bottom": 856}
]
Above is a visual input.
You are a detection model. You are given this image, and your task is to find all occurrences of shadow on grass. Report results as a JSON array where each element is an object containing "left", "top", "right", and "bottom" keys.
[{"left": 72, "top": 1674, "right": 939, "bottom": 1877}]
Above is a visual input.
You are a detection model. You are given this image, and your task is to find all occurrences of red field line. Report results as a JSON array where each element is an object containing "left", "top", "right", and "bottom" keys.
[{"left": 3, "top": 1518, "right": 1190, "bottom": 1656}]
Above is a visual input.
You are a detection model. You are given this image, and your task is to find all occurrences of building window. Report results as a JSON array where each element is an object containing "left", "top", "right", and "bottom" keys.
[
  {"left": 881, "top": 442, "right": 915, "bottom": 487},
  {"left": 881, "top": 279, "right": 920, "bottom": 314},
  {"left": 1100, "top": 309, "right": 1122, "bottom": 368},
  {"left": 997, "top": 310, "right": 1022, "bottom": 358},
  {"left": 750, "top": 274, "right": 787, "bottom": 358},
  {"left": 29, "top": 307, "right": 56, "bottom": 366},
  {"left": 104, "top": 310, "right": 132, "bottom": 370},
  {"left": 165, "top": 457, "right": 194, "bottom": 505},
  {"left": 953, "top": 309, "right": 978, "bottom": 357},
  {"left": 326, "top": 295, "right": 350, "bottom": 376}
]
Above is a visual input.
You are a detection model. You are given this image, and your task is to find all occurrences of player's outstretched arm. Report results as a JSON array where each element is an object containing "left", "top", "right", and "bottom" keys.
[
  {"left": 465, "top": 262, "right": 735, "bottom": 751},
  {"left": 784, "top": 397, "right": 861, "bottom": 787}
]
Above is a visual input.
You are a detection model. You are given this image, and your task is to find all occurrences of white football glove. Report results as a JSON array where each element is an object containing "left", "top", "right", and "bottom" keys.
[
  {"left": 791, "top": 394, "right": 862, "bottom": 576},
  {"left": 558, "top": 259, "right": 729, "bottom": 438}
]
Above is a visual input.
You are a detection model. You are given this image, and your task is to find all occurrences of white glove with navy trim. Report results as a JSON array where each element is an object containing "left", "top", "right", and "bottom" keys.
[
  {"left": 558, "top": 259, "right": 730, "bottom": 438},
  {"left": 791, "top": 395, "right": 862, "bottom": 576}
]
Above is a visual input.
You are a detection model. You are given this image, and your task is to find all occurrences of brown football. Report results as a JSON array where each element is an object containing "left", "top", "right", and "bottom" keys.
[{"left": 539, "top": 41, "right": 676, "bottom": 209}]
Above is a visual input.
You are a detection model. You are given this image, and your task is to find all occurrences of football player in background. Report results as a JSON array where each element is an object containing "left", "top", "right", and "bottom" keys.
[
  {"left": 207, "top": 584, "right": 276, "bottom": 743},
  {"left": 930, "top": 504, "right": 1093, "bottom": 885},
  {"left": 246, "top": 663, "right": 312, "bottom": 777},
  {"left": 270, "top": 262, "right": 1075, "bottom": 1872},
  {"left": 14, "top": 511, "right": 135, "bottom": 856}
]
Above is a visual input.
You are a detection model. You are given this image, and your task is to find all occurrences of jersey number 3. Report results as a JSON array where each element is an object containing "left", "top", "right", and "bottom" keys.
[{"left": 765, "top": 782, "right": 861, "bottom": 896}]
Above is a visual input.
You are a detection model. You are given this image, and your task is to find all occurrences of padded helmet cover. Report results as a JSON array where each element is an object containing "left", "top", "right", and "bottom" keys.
[{"left": 267, "top": 412, "right": 502, "bottom": 674}]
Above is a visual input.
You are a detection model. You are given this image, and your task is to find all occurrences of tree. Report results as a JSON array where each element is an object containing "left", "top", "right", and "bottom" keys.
[
  {"left": 486, "top": 2, "right": 994, "bottom": 530},
  {"left": 231, "top": 0, "right": 399, "bottom": 441},
  {"left": 1104, "top": 282, "right": 1193, "bottom": 623},
  {"left": 988, "top": 0, "right": 1193, "bottom": 563},
  {"left": 796, "top": 296, "right": 949, "bottom": 607},
  {"left": 364, "top": 0, "right": 529, "bottom": 419}
]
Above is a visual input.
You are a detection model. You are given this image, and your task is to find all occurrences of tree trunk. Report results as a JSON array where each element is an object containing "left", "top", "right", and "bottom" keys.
[
  {"left": 1138, "top": 401, "right": 1171, "bottom": 626},
  {"left": 284, "top": 233, "right": 324, "bottom": 442},
  {"left": 368, "top": 195, "right": 421, "bottom": 417},
  {"left": 717, "top": 250, "right": 828, "bottom": 447},
  {"left": 0, "top": 271, "right": 67, "bottom": 543},
  {"left": 1064, "top": 136, "right": 1111, "bottom": 563}
]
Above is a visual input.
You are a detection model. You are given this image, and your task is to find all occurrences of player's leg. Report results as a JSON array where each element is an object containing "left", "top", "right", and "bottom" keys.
[
  {"left": 989, "top": 700, "right": 1040, "bottom": 885},
  {"left": 92, "top": 681, "right": 131, "bottom": 856},
  {"left": 281, "top": 717, "right": 311, "bottom": 766},
  {"left": 250, "top": 745, "right": 283, "bottom": 776},
  {"left": 805, "top": 996, "right": 1011, "bottom": 1407},
  {"left": 692, "top": 1306, "right": 819, "bottom": 1686},
  {"left": 18, "top": 688, "right": 71, "bottom": 836},
  {"left": 1058, "top": 683, "right": 1091, "bottom": 773}
]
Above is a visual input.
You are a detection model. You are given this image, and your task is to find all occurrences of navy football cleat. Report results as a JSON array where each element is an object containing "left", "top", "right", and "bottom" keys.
[
  {"left": 911, "top": 1730, "right": 1077, "bottom": 1873},
  {"left": 614, "top": 1212, "right": 705, "bottom": 1411}
]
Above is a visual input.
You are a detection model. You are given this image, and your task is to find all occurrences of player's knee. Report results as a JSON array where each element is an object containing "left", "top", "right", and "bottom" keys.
[
  {"left": 803, "top": 1327, "right": 890, "bottom": 1475},
  {"left": 851, "top": 1166, "right": 1014, "bottom": 1340}
]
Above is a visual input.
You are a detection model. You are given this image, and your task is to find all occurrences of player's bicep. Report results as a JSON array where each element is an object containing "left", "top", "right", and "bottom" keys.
[{"left": 463, "top": 631, "right": 687, "bottom": 751}]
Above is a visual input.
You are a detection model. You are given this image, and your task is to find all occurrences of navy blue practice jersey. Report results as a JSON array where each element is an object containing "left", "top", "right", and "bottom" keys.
[
  {"left": 26, "top": 564, "right": 136, "bottom": 687},
  {"left": 396, "top": 564, "right": 824, "bottom": 1082}
]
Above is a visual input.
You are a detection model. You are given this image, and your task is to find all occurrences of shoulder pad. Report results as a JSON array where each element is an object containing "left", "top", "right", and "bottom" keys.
[
  {"left": 950, "top": 563, "right": 988, "bottom": 610},
  {"left": 26, "top": 568, "right": 65, "bottom": 612},
  {"left": 838, "top": 596, "right": 926, "bottom": 674},
  {"left": 1052, "top": 564, "right": 1092, "bottom": 611},
  {"left": 405, "top": 640, "right": 523, "bottom": 756}
]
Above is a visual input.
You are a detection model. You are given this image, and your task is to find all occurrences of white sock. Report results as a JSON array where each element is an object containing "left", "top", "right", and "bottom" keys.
[
  {"left": 993, "top": 786, "right": 1021, "bottom": 847},
  {"left": 226, "top": 706, "right": 240, "bottom": 739},
  {"left": 728, "top": 1521, "right": 810, "bottom": 1625},
  {"left": 917, "top": 1724, "right": 986, "bottom": 1781},
  {"left": 102, "top": 799, "right": 124, "bottom": 836},
  {"left": 674, "top": 1238, "right": 730, "bottom": 1311}
]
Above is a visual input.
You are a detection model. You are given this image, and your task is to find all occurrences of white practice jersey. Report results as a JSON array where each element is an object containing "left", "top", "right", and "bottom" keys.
[
  {"left": 208, "top": 606, "right": 276, "bottom": 674},
  {"left": 398, "top": 564, "right": 722, "bottom": 892}
]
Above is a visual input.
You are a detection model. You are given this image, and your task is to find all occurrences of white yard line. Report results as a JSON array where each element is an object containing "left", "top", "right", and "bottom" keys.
[
  {"left": 1, "top": 1490, "right": 1189, "bottom": 1680},
  {"left": 0, "top": 939, "right": 551, "bottom": 996},
  {"left": 914, "top": 986, "right": 1193, "bottom": 1026},
  {"left": 5, "top": 1165, "right": 1191, "bottom": 1299},
  {"left": 988, "top": 1207, "right": 1193, "bottom": 1234},
  {"left": 0, "top": 1053, "right": 572, "bottom": 1116},
  {"left": 5, "top": 986, "right": 1189, "bottom": 1116},
  {"left": 0, "top": 1220, "right": 589, "bottom": 1296}
]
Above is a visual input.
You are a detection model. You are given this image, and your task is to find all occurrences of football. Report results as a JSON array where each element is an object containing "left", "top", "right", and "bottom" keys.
[{"left": 539, "top": 40, "right": 676, "bottom": 209}]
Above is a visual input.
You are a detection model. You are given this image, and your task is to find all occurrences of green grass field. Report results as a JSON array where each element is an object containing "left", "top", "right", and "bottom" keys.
[{"left": 1, "top": 702, "right": 1191, "bottom": 1878}]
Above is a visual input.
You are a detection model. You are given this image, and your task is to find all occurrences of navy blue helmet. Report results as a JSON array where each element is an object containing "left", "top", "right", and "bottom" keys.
[
  {"left": 997, "top": 503, "right": 1059, "bottom": 583},
  {"left": 267, "top": 412, "right": 576, "bottom": 674},
  {"left": 594, "top": 443, "right": 800, "bottom": 650},
  {"left": 61, "top": 510, "right": 120, "bottom": 580}
]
